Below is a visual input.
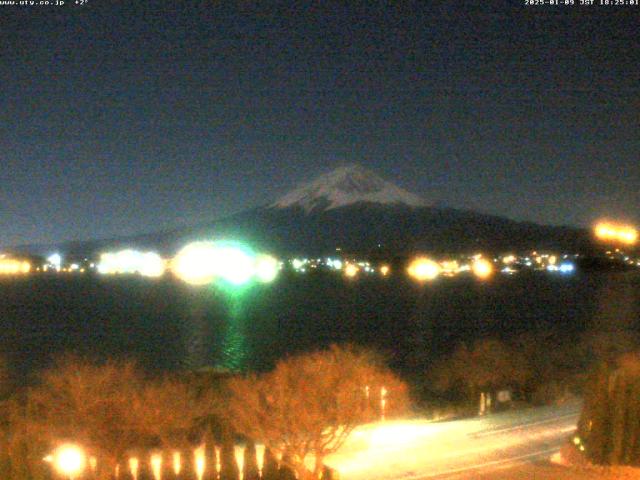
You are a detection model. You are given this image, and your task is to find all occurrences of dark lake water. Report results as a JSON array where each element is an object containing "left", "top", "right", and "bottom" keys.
[{"left": 1, "top": 271, "right": 639, "bottom": 383}]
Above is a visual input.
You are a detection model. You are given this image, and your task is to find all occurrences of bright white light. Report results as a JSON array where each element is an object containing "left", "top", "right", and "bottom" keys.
[
  {"left": 255, "top": 254, "right": 279, "bottom": 283},
  {"left": 559, "top": 262, "right": 575, "bottom": 273},
  {"left": 173, "top": 242, "right": 219, "bottom": 285},
  {"left": 97, "top": 250, "right": 165, "bottom": 277},
  {"left": 52, "top": 444, "right": 86, "bottom": 479},
  {"left": 214, "top": 246, "right": 254, "bottom": 285},
  {"left": 47, "top": 253, "right": 62, "bottom": 269},
  {"left": 173, "top": 241, "right": 257, "bottom": 286}
]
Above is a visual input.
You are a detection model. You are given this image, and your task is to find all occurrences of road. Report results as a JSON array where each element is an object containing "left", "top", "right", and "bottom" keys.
[{"left": 324, "top": 400, "right": 582, "bottom": 479}]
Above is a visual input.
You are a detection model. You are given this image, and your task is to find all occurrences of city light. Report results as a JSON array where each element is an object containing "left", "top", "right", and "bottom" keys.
[
  {"left": 344, "top": 263, "right": 359, "bottom": 278},
  {"left": 51, "top": 444, "right": 86, "bottom": 479},
  {"left": 173, "top": 241, "right": 260, "bottom": 286},
  {"left": 440, "top": 260, "right": 460, "bottom": 277},
  {"left": 0, "top": 257, "right": 31, "bottom": 275},
  {"left": 472, "top": 258, "right": 493, "bottom": 279},
  {"left": 559, "top": 262, "right": 575, "bottom": 274},
  {"left": 173, "top": 242, "right": 219, "bottom": 285},
  {"left": 47, "top": 253, "right": 62, "bottom": 271},
  {"left": 255, "top": 254, "right": 279, "bottom": 283},
  {"left": 594, "top": 221, "right": 638, "bottom": 245},
  {"left": 502, "top": 255, "right": 516, "bottom": 265},
  {"left": 380, "top": 264, "right": 390, "bottom": 276},
  {"left": 407, "top": 257, "right": 440, "bottom": 282},
  {"left": 211, "top": 244, "right": 255, "bottom": 285},
  {"left": 97, "top": 249, "right": 165, "bottom": 277}
]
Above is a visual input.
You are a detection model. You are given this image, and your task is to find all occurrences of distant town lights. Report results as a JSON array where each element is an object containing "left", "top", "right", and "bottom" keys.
[
  {"left": 344, "top": 263, "right": 359, "bottom": 278},
  {"left": 472, "top": 258, "right": 494, "bottom": 279},
  {"left": 407, "top": 257, "right": 440, "bottom": 282},
  {"left": 255, "top": 254, "right": 279, "bottom": 283},
  {"left": 172, "top": 242, "right": 220, "bottom": 285},
  {"left": 594, "top": 221, "right": 638, "bottom": 245}
]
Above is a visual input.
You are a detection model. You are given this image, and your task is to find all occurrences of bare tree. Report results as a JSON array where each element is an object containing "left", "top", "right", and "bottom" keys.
[
  {"left": 224, "top": 344, "right": 410, "bottom": 480},
  {"left": 8, "top": 355, "right": 212, "bottom": 480},
  {"left": 432, "top": 338, "right": 531, "bottom": 403}
]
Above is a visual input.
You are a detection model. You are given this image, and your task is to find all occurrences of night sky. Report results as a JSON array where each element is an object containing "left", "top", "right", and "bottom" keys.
[{"left": 1, "top": 1, "right": 638, "bottom": 247}]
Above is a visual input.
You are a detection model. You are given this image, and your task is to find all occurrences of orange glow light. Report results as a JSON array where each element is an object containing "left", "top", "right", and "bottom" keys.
[
  {"left": 472, "top": 258, "right": 494, "bottom": 279},
  {"left": 407, "top": 257, "right": 440, "bottom": 282},
  {"left": 595, "top": 221, "right": 638, "bottom": 245}
]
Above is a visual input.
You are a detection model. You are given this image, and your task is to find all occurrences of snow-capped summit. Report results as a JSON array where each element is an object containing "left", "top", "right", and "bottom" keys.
[{"left": 271, "top": 164, "right": 428, "bottom": 212}]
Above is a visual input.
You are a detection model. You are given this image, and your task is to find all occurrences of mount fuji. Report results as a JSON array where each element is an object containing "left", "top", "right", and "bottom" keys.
[
  {"left": 271, "top": 164, "right": 428, "bottom": 212},
  {"left": 11, "top": 165, "right": 591, "bottom": 257}
]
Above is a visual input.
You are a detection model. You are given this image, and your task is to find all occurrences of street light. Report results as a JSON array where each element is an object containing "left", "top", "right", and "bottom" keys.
[
  {"left": 472, "top": 258, "right": 493, "bottom": 279},
  {"left": 51, "top": 444, "right": 86, "bottom": 480},
  {"left": 407, "top": 257, "right": 440, "bottom": 282}
]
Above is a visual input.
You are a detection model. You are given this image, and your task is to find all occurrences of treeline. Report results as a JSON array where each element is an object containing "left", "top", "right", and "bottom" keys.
[
  {"left": 422, "top": 328, "right": 640, "bottom": 410},
  {"left": 0, "top": 345, "right": 410, "bottom": 480}
]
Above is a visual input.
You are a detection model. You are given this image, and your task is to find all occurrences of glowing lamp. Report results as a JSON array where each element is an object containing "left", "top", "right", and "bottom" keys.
[
  {"left": 344, "top": 263, "right": 359, "bottom": 278},
  {"left": 472, "top": 258, "right": 493, "bottom": 279},
  {"left": 172, "top": 451, "right": 181, "bottom": 476},
  {"left": 234, "top": 445, "right": 245, "bottom": 480},
  {"left": 52, "top": 444, "right": 86, "bottom": 479},
  {"left": 213, "top": 246, "right": 255, "bottom": 285},
  {"left": 194, "top": 446, "right": 205, "bottom": 480},
  {"left": 172, "top": 242, "right": 219, "bottom": 285},
  {"left": 150, "top": 453, "right": 162, "bottom": 480},
  {"left": 380, "top": 265, "right": 390, "bottom": 276},
  {"left": 255, "top": 254, "right": 279, "bottom": 283},
  {"left": 407, "top": 257, "right": 440, "bottom": 282},
  {"left": 214, "top": 446, "right": 221, "bottom": 475},
  {"left": 129, "top": 457, "right": 139, "bottom": 480},
  {"left": 595, "top": 221, "right": 638, "bottom": 245},
  {"left": 256, "top": 444, "right": 266, "bottom": 477}
]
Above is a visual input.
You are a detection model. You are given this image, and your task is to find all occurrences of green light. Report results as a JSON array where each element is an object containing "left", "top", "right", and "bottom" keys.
[{"left": 213, "top": 245, "right": 255, "bottom": 286}]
